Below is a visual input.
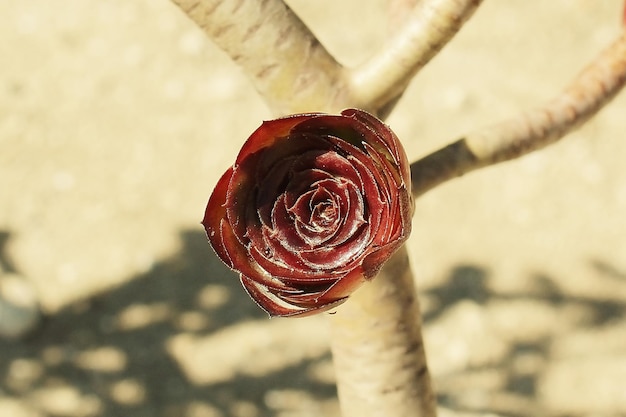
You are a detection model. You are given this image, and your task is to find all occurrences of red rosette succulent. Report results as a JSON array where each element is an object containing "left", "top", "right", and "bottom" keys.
[{"left": 203, "top": 108, "right": 412, "bottom": 317}]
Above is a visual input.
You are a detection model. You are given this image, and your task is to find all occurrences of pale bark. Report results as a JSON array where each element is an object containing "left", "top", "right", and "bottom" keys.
[
  {"left": 330, "top": 245, "right": 436, "bottom": 417},
  {"left": 169, "top": 0, "right": 348, "bottom": 115},
  {"left": 349, "top": 0, "right": 483, "bottom": 112},
  {"left": 411, "top": 31, "right": 626, "bottom": 198},
  {"left": 170, "top": 0, "right": 483, "bottom": 115}
]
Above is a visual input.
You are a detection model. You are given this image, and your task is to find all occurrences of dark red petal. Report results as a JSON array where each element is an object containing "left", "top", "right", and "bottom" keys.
[
  {"left": 255, "top": 156, "right": 294, "bottom": 226},
  {"left": 290, "top": 114, "right": 371, "bottom": 151},
  {"left": 241, "top": 275, "right": 347, "bottom": 317},
  {"left": 240, "top": 275, "right": 303, "bottom": 317},
  {"left": 326, "top": 136, "right": 390, "bottom": 242},
  {"left": 324, "top": 179, "right": 367, "bottom": 248},
  {"left": 280, "top": 177, "right": 357, "bottom": 250},
  {"left": 218, "top": 218, "right": 293, "bottom": 292},
  {"left": 224, "top": 152, "right": 263, "bottom": 247},
  {"left": 361, "top": 239, "right": 406, "bottom": 280},
  {"left": 347, "top": 154, "right": 387, "bottom": 239},
  {"left": 290, "top": 189, "right": 340, "bottom": 247},
  {"left": 341, "top": 108, "right": 411, "bottom": 187},
  {"left": 317, "top": 267, "right": 368, "bottom": 300},
  {"left": 361, "top": 197, "right": 412, "bottom": 278},
  {"left": 276, "top": 290, "right": 338, "bottom": 308},
  {"left": 326, "top": 135, "right": 389, "bottom": 202},
  {"left": 236, "top": 114, "right": 321, "bottom": 165},
  {"left": 203, "top": 167, "right": 235, "bottom": 268},
  {"left": 270, "top": 194, "right": 307, "bottom": 250},
  {"left": 277, "top": 267, "right": 367, "bottom": 310},
  {"left": 298, "top": 222, "right": 370, "bottom": 270},
  {"left": 362, "top": 141, "right": 402, "bottom": 194},
  {"left": 283, "top": 167, "right": 334, "bottom": 209},
  {"left": 248, "top": 245, "right": 339, "bottom": 285},
  {"left": 254, "top": 129, "right": 331, "bottom": 182},
  {"left": 260, "top": 218, "right": 310, "bottom": 271},
  {"left": 290, "top": 149, "right": 363, "bottom": 190}
]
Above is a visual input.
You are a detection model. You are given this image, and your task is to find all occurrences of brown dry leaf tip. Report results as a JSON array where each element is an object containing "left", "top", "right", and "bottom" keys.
[{"left": 203, "top": 109, "right": 413, "bottom": 317}]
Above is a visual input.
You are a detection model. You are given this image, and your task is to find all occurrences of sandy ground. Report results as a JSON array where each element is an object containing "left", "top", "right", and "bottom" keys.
[{"left": 1, "top": 0, "right": 626, "bottom": 416}]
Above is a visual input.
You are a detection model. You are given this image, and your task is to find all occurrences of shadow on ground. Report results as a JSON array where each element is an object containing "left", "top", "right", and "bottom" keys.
[
  {"left": 426, "top": 263, "right": 626, "bottom": 417},
  {"left": 0, "top": 229, "right": 335, "bottom": 417},
  {"left": 1, "top": 230, "right": 625, "bottom": 417},
  {"left": 0, "top": 231, "right": 18, "bottom": 273}
]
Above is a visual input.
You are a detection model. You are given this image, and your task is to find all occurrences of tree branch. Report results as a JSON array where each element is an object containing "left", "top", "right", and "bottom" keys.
[
  {"left": 170, "top": 0, "right": 483, "bottom": 116},
  {"left": 349, "top": 0, "right": 483, "bottom": 112},
  {"left": 330, "top": 245, "right": 436, "bottom": 417},
  {"left": 169, "top": 0, "right": 348, "bottom": 115},
  {"left": 411, "top": 30, "right": 626, "bottom": 198}
]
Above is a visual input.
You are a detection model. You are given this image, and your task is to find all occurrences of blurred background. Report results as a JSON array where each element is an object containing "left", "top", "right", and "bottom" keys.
[{"left": 1, "top": 0, "right": 625, "bottom": 416}]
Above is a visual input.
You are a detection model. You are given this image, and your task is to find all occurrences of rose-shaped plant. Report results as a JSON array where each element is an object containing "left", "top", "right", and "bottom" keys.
[{"left": 203, "top": 108, "right": 412, "bottom": 317}]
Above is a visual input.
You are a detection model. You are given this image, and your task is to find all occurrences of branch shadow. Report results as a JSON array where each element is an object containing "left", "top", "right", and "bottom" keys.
[
  {"left": 2, "top": 228, "right": 625, "bottom": 417},
  {"left": 0, "top": 230, "right": 18, "bottom": 273},
  {"left": 424, "top": 262, "right": 626, "bottom": 417},
  {"left": 0, "top": 229, "right": 337, "bottom": 417}
]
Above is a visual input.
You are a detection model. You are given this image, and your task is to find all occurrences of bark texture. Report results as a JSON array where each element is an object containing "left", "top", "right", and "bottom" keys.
[
  {"left": 170, "top": 0, "right": 348, "bottom": 115},
  {"left": 411, "top": 31, "right": 626, "bottom": 198},
  {"left": 349, "top": 0, "right": 483, "bottom": 111},
  {"left": 330, "top": 245, "right": 436, "bottom": 417}
]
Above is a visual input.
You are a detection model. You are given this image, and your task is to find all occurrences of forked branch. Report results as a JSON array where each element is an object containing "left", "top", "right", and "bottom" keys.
[
  {"left": 411, "top": 31, "right": 626, "bottom": 198},
  {"left": 170, "top": 0, "right": 483, "bottom": 115},
  {"left": 349, "top": 0, "right": 483, "bottom": 111}
]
